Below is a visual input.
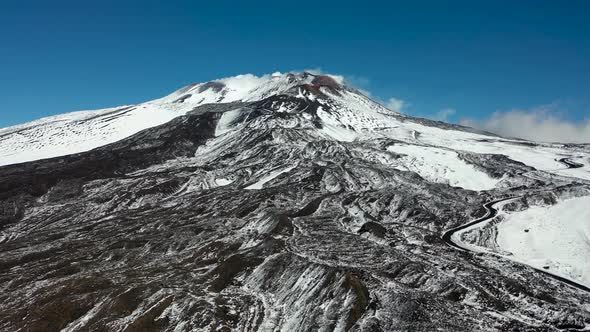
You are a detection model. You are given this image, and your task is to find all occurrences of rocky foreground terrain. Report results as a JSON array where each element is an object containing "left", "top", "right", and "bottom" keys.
[{"left": 0, "top": 72, "right": 589, "bottom": 331}]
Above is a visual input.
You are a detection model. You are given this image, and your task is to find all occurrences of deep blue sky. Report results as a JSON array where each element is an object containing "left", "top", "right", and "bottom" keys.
[{"left": 1, "top": 0, "right": 588, "bottom": 127}]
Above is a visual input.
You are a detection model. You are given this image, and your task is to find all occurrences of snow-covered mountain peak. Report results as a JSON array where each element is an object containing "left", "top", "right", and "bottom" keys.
[
  {"left": 154, "top": 71, "right": 353, "bottom": 109},
  {"left": 0, "top": 72, "right": 353, "bottom": 165},
  {"left": 0, "top": 71, "right": 401, "bottom": 166}
]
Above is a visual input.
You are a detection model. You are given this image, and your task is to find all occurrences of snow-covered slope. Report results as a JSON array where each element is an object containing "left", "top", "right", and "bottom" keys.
[
  {"left": 0, "top": 105, "right": 178, "bottom": 166},
  {"left": 387, "top": 143, "right": 502, "bottom": 190},
  {"left": 0, "top": 72, "right": 324, "bottom": 166},
  {"left": 455, "top": 194, "right": 590, "bottom": 289},
  {"left": 496, "top": 196, "right": 590, "bottom": 288}
]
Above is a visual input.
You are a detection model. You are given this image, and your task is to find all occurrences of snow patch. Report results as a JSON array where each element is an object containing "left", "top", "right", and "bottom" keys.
[
  {"left": 245, "top": 166, "right": 297, "bottom": 190},
  {"left": 215, "top": 108, "right": 245, "bottom": 136},
  {"left": 215, "top": 178, "right": 233, "bottom": 186},
  {"left": 388, "top": 144, "right": 501, "bottom": 191}
]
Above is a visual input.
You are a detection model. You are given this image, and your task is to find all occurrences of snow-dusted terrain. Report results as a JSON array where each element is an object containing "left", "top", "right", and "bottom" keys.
[
  {"left": 387, "top": 144, "right": 502, "bottom": 190},
  {"left": 0, "top": 73, "right": 325, "bottom": 166},
  {"left": 4, "top": 72, "right": 590, "bottom": 183},
  {"left": 496, "top": 196, "right": 590, "bottom": 288},
  {"left": 1, "top": 72, "right": 590, "bottom": 331}
]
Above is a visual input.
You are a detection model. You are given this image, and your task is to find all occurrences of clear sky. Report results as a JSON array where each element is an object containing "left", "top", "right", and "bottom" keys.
[{"left": 1, "top": 0, "right": 589, "bottom": 131}]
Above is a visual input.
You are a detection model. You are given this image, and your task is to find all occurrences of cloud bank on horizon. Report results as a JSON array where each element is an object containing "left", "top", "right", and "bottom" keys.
[
  {"left": 386, "top": 98, "right": 406, "bottom": 113},
  {"left": 460, "top": 107, "right": 590, "bottom": 143}
]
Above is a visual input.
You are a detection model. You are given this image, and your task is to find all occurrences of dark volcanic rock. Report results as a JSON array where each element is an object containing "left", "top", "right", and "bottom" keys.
[{"left": 311, "top": 75, "right": 341, "bottom": 89}]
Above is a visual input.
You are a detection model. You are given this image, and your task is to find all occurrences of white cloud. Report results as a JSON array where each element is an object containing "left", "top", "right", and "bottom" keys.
[
  {"left": 386, "top": 97, "right": 406, "bottom": 113},
  {"left": 343, "top": 75, "right": 370, "bottom": 90},
  {"left": 293, "top": 68, "right": 346, "bottom": 84},
  {"left": 356, "top": 88, "right": 373, "bottom": 98},
  {"left": 292, "top": 68, "right": 374, "bottom": 90},
  {"left": 432, "top": 108, "right": 456, "bottom": 122},
  {"left": 300, "top": 67, "right": 323, "bottom": 75},
  {"left": 460, "top": 107, "right": 590, "bottom": 143}
]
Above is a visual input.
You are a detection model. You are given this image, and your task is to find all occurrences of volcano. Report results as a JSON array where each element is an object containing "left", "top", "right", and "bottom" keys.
[{"left": 1, "top": 72, "right": 589, "bottom": 331}]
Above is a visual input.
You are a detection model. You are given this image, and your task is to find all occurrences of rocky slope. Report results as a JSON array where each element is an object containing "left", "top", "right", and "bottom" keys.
[{"left": 1, "top": 72, "right": 589, "bottom": 331}]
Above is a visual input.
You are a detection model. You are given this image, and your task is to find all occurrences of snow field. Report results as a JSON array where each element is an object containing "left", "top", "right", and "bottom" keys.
[
  {"left": 387, "top": 144, "right": 501, "bottom": 191},
  {"left": 496, "top": 196, "right": 590, "bottom": 287}
]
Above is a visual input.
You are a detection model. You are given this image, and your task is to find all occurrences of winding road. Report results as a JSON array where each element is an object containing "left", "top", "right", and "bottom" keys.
[
  {"left": 558, "top": 157, "right": 584, "bottom": 169},
  {"left": 441, "top": 197, "right": 516, "bottom": 251},
  {"left": 442, "top": 197, "right": 590, "bottom": 296}
]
